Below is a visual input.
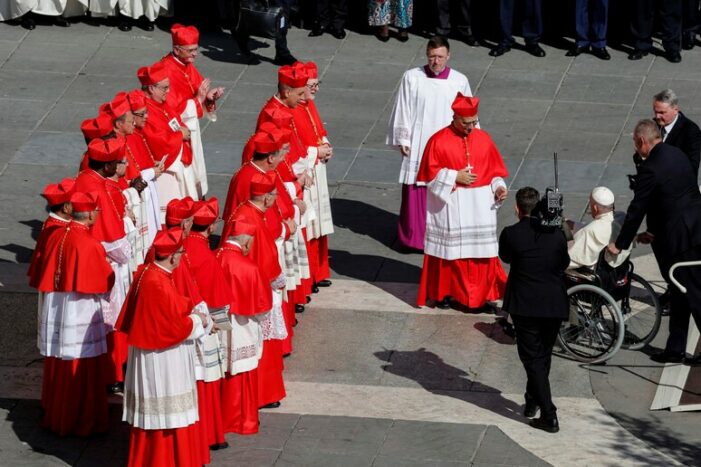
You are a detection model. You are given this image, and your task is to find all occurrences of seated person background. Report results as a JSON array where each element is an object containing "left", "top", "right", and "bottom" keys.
[{"left": 566, "top": 186, "right": 632, "bottom": 271}]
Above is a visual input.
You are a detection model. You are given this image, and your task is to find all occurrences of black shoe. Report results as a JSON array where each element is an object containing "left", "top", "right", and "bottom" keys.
[
  {"left": 316, "top": 279, "right": 332, "bottom": 287},
  {"left": 397, "top": 30, "right": 409, "bottom": 43},
  {"left": 118, "top": 21, "right": 132, "bottom": 32},
  {"left": 437, "top": 296, "right": 451, "bottom": 309},
  {"left": 650, "top": 350, "right": 685, "bottom": 363},
  {"left": 292, "top": 318, "right": 298, "bottom": 327},
  {"left": 327, "top": 27, "right": 346, "bottom": 40},
  {"left": 210, "top": 442, "right": 229, "bottom": 450},
  {"left": 464, "top": 35, "right": 477, "bottom": 46},
  {"left": 566, "top": 45, "right": 589, "bottom": 57},
  {"left": 628, "top": 49, "right": 648, "bottom": 60},
  {"left": 261, "top": 401, "right": 281, "bottom": 409},
  {"left": 283, "top": 352, "right": 291, "bottom": 358},
  {"left": 450, "top": 31, "right": 476, "bottom": 46},
  {"left": 308, "top": 27, "right": 324, "bottom": 37},
  {"left": 107, "top": 382, "right": 124, "bottom": 394},
  {"left": 525, "top": 43, "right": 546, "bottom": 57},
  {"left": 591, "top": 47, "right": 611, "bottom": 60},
  {"left": 143, "top": 21, "right": 155, "bottom": 31},
  {"left": 523, "top": 394, "right": 539, "bottom": 418},
  {"left": 489, "top": 44, "right": 510, "bottom": 57},
  {"left": 658, "top": 290, "right": 671, "bottom": 307},
  {"left": 20, "top": 17, "right": 35, "bottom": 30},
  {"left": 274, "top": 54, "right": 297, "bottom": 66},
  {"left": 306, "top": 296, "right": 311, "bottom": 304},
  {"left": 54, "top": 17, "right": 70, "bottom": 27},
  {"left": 295, "top": 304, "right": 305, "bottom": 314},
  {"left": 683, "top": 354, "right": 701, "bottom": 365},
  {"left": 235, "top": 36, "right": 252, "bottom": 56},
  {"left": 529, "top": 416, "right": 559, "bottom": 433},
  {"left": 666, "top": 50, "right": 682, "bottom": 63},
  {"left": 312, "top": 284, "right": 320, "bottom": 293},
  {"left": 682, "top": 33, "right": 695, "bottom": 50}
]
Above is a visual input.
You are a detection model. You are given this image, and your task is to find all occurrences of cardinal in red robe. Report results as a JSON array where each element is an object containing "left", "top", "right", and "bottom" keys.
[
  {"left": 36, "top": 191, "right": 114, "bottom": 436},
  {"left": 416, "top": 94, "right": 509, "bottom": 310},
  {"left": 216, "top": 218, "right": 272, "bottom": 434}
]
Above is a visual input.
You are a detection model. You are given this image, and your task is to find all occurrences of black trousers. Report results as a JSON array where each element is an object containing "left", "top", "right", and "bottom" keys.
[
  {"left": 665, "top": 247, "right": 701, "bottom": 354},
  {"left": 498, "top": 0, "right": 543, "bottom": 46},
  {"left": 512, "top": 315, "right": 562, "bottom": 419},
  {"left": 314, "top": 0, "right": 347, "bottom": 30},
  {"left": 682, "top": 0, "right": 701, "bottom": 34},
  {"left": 436, "top": 0, "right": 472, "bottom": 36},
  {"left": 236, "top": 0, "right": 292, "bottom": 57},
  {"left": 631, "top": 0, "right": 682, "bottom": 53}
]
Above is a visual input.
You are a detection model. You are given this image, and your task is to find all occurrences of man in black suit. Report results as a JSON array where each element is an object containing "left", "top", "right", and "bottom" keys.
[
  {"left": 499, "top": 187, "right": 570, "bottom": 433},
  {"left": 629, "top": 0, "right": 682, "bottom": 63},
  {"left": 489, "top": 0, "right": 546, "bottom": 58},
  {"left": 653, "top": 89, "right": 701, "bottom": 176},
  {"left": 609, "top": 119, "right": 701, "bottom": 363}
]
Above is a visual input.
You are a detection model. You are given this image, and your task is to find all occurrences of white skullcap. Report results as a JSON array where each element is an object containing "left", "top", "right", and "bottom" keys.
[{"left": 591, "top": 186, "right": 615, "bottom": 206}]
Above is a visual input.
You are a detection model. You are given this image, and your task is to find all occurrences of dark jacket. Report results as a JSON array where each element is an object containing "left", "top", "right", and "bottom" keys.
[
  {"left": 664, "top": 111, "right": 701, "bottom": 176},
  {"left": 499, "top": 217, "right": 570, "bottom": 319},
  {"left": 616, "top": 142, "right": 701, "bottom": 267}
]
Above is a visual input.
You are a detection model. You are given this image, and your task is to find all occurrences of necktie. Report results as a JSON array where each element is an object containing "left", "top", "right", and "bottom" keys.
[{"left": 660, "top": 126, "right": 667, "bottom": 140}]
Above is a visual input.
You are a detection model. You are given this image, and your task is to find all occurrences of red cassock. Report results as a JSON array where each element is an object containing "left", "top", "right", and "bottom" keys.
[
  {"left": 216, "top": 242, "right": 272, "bottom": 434},
  {"left": 256, "top": 97, "right": 307, "bottom": 168},
  {"left": 115, "top": 263, "right": 207, "bottom": 467},
  {"left": 416, "top": 127, "right": 509, "bottom": 308},
  {"left": 124, "top": 132, "right": 157, "bottom": 180},
  {"left": 27, "top": 215, "right": 70, "bottom": 289},
  {"left": 105, "top": 178, "right": 127, "bottom": 219},
  {"left": 160, "top": 53, "right": 204, "bottom": 117},
  {"left": 143, "top": 96, "right": 192, "bottom": 169},
  {"left": 74, "top": 169, "right": 126, "bottom": 243},
  {"left": 37, "top": 221, "right": 114, "bottom": 436},
  {"left": 182, "top": 232, "right": 232, "bottom": 447}
]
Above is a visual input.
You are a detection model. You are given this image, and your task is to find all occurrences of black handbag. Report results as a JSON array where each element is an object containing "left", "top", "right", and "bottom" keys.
[{"left": 236, "top": 0, "right": 287, "bottom": 40}]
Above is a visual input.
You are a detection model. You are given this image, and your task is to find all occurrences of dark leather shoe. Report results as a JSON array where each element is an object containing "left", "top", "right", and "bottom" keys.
[
  {"left": 20, "top": 17, "right": 35, "bottom": 30},
  {"left": 306, "top": 296, "right": 311, "bottom": 304},
  {"left": 529, "top": 416, "right": 559, "bottom": 433},
  {"left": 308, "top": 27, "right": 324, "bottom": 37},
  {"left": 523, "top": 394, "right": 539, "bottom": 418},
  {"left": 295, "top": 304, "right": 305, "bottom": 314},
  {"left": 525, "top": 43, "right": 546, "bottom": 57},
  {"left": 54, "top": 17, "right": 70, "bottom": 27},
  {"left": 666, "top": 50, "right": 682, "bottom": 63},
  {"left": 274, "top": 54, "right": 297, "bottom": 66},
  {"left": 464, "top": 35, "right": 477, "bottom": 46},
  {"left": 437, "top": 296, "right": 451, "bottom": 309},
  {"left": 107, "top": 382, "right": 124, "bottom": 394},
  {"left": 591, "top": 47, "right": 611, "bottom": 60},
  {"left": 312, "top": 284, "right": 320, "bottom": 293},
  {"left": 628, "top": 49, "right": 648, "bottom": 60},
  {"left": 261, "top": 401, "right": 281, "bottom": 409},
  {"left": 118, "top": 21, "right": 132, "bottom": 32},
  {"left": 683, "top": 354, "right": 701, "bottom": 365},
  {"left": 143, "top": 21, "right": 155, "bottom": 31},
  {"left": 327, "top": 27, "right": 346, "bottom": 40},
  {"left": 397, "top": 30, "right": 409, "bottom": 43},
  {"left": 316, "top": 279, "right": 332, "bottom": 287},
  {"left": 682, "top": 33, "right": 695, "bottom": 50},
  {"left": 489, "top": 44, "right": 510, "bottom": 57},
  {"left": 650, "top": 350, "right": 685, "bottom": 363},
  {"left": 210, "top": 442, "right": 229, "bottom": 450},
  {"left": 566, "top": 45, "right": 588, "bottom": 57}
]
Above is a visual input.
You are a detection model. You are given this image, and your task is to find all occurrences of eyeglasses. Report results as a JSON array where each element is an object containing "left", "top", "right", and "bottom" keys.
[
  {"left": 176, "top": 46, "right": 200, "bottom": 54},
  {"left": 306, "top": 81, "right": 321, "bottom": 89},
  {"left": 464, "top": 119, "right": 479, "bottom": 127},
  {"left": 133, "top": 110, "right": 148, "bottom": 118}
]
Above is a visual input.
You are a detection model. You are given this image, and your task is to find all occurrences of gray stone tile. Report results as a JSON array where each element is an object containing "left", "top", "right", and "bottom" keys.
[
  {"left": 12, "top": 132, "right": 85, "bottom": 167},
  {"left": 20, "top": 23, "right": 110, "bottom": 45},
  {"left": 0, "top": 69, "right": 73, "bottom": 101},
  {"left": 648, "top": 49, "right": 701, "bottom": 80},
  {"left": 4, "top": 40, "right": 99, "bottom": 74},
  {"left": 598, "top": 163, "right": 637, "bottom": 196},
  {"left": 541, "top": 101, "right": 630, "bottom": 134},
  {"left": 568, "top": 51, "right": 652, "bottom": 77},
  {"left": 213, "top": 447, "right": 279, "bottom": 466},
  {"left": 0, "top": 39, "right": 19, "bottom": 63},
  {"left": 323, "top": 147, "right": 357, "bottom": 184},
  {"left": 372, "top": 457, "right": 470, "bottom": 467},
  {"left": 324, "top": 117, "right": 376, "bottom": 150},
  {"left": 60, "top": 74, "right": 136, "bottom": 105},
  {"left": 335, "top": 32, "right": 423, "bottom": 65},
  {"left": 378, "top": 420, "right": 485, "bottom": 462},
  {"left": 323, "top": 59, "right": 407, "bottom": 93},
  {"left": 316, "top": 89, "right": 394, "bottom": 125},
  {"left": 557, "top": 74, "right": 643, "bottom": 105},
  {"left": 344, "top": 149, "right": 402, "bottom": 183},
  {"left": 0, "top": 129, "right": 32, "bottom": 168},
  {"left": 36, "top": 101, "right": 102, "bottom": 133},
  {"left": 84, "top": 46, "right": 165, "bottom": 78},
  {"left": 201, "top": 109, "right": 258, "bottom": 143},
  {"left": 292, "top": 415, "right": 393, "bottom": 443},
  {"left": 199, "top": 141, "right": 245, "bottom": 176},
  {"left": 478, "top": 69, "right": 561, "bottom": 101},
  {"left": 526, "top": 129, "right": 618, "bottom": 162},
  {"left": 0, "top": 24, "right": 29, "bottom": 42},
  {"left": 222, "top": 82, "right": 277, "bottom": 114},
  {"left": 511, "top": 158, "right": 604, "bottom": 195},
  {"left": 489, "top": 46, "right": 572, "bottom": 73},
  {"left": 0, "top": 98, "right": 53, "bottom": 131}
]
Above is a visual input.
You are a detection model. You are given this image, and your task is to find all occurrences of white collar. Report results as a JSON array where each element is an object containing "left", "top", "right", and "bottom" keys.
[
  {"left": 225, "top": 240, "right": 242, "bottom": 249},
  {"left": 664, "top": 114, "right": 679, "bottom": 136}
]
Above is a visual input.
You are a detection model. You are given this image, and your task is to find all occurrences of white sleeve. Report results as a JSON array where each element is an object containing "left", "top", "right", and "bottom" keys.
[
  {"left": 181, "top": 99, "right": 199, "bottom": 123},
  {"left": 188, "top": 312, "right": 207, "bottom": 341},
  {"left": 140, "top": 168, "right": 156, "bottom": 182},
  {"left": 102, "top": 237, "right": 131, "bottom": 264},
  {"left": 490, "top": 177, "right": 506, "bottom": 192},
  {"left": 427, "top": 168, "right": 457, "bottom": 205},
  {"left": 386, "top": 73, "right": 413, "bottom": 148}
]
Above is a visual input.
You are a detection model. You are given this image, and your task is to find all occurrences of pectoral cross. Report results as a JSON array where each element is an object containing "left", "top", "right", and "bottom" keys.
[
  {"left": 464, "top": 136, "right": 473, "bottom": 173},
  {"left": 466, "top": 163, "right": 474, "bottom": 173}
]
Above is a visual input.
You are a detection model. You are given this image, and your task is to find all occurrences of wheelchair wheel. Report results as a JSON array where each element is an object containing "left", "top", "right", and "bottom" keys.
[
  {"left": 620, "top": 273, "right": 662, "bottom": 350},
  {"left": 557, "top": 284, "right": 625, "bottom": 364}
]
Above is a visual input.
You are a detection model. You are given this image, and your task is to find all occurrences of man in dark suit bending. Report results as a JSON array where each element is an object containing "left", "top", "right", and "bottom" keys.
[
  {"left": 610, "top": 119, "right": 701, "bottom": 364},
  {"left": 499, "top": 187, "right": 570, "bottom": 433},
  {"left": 652, "top": 89, "right": 701, "bottom": 176}
]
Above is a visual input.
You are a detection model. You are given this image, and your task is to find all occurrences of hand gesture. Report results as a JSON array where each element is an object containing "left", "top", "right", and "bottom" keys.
[
  {"left": 636, "top": 231, "right": 655, "bottom": 244},
  {"left": 197, "top": 78, "right": 211, "bottom": 103},
  {"left": 607, "top": 242, "right": 621, "bottom": 255},
  {"left": 318, "top": 144, "right": 332, "bottom": 160},
  {"left": 153, "top": 160, "right": 165, "bottom": 178},
  {"left": 294, "top": 198, "right": 306, "bottom": 215},
  {"left": 180, "top": 126, "right": 191, "bottom": 141},
  {"left": 400, "top": 145, "right": 410, "bottom": 157},
  {"left": 285, "top": 218, "right": 297, "bottom": 235},
  {"left": 494, "top": 186, "right": 508, "bottom": 202},
  {"left": 456, "top": 169, "right": 477, "bottom": 186},
  {"left": 207, "top": 86, "right": 225, "bottom": 102}
]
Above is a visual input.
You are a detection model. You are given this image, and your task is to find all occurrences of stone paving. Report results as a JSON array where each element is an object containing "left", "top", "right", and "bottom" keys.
[{"left": 0, "top": 19, "right": 700, "bottom": 467}]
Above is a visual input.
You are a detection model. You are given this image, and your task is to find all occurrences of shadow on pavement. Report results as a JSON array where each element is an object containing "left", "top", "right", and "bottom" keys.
[
  {"left": 331, "top": 198, "right": 399, "bottom": 250},
  {"left": 0, "top": 243, "right": 34, "bottom": 263},
  {"left": 374, "top": 348, "right": 526, "bottom": 424},
  {"left": 473, "top": 320, "right": 516, "bottom": 346}
]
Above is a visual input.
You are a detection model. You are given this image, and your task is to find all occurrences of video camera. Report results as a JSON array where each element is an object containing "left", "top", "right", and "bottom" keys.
[{"left": 536, "top": 153, "right": 564, "bottom": 228}]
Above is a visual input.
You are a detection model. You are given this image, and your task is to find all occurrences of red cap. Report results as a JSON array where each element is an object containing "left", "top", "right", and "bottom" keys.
[
  {"left": 263, "top": 107, "right": 293, "bottom": 129},
  {"left": 250, "top": 173, "right": 275, "bottom": 196},
  {"left": 304, "top": 61, "right": 318, "bottom": 79},
  {"left": 171, "top": 23, "right": 200, "bottom": 46},
  {"left": 81, "top": 115, "right": 113, "bottom": 141},
  {"left": 42, "top": 178, "right": 75, "bottom": 206},
  {"left": 70, "top": 191, "right": 99, "bottom": 213},
  {"left": 252, "top": 126, "right": 291, "bottom": 154},
  {"left": 232, "top": 218, "right": 257, "bottom": 236},
  {"left": 278, "top": 64, "right": 308, "bottom": 88},
  {"left": 192, "top": 197, "right": 219, "bottom": 226},
  {"left": 127, "top": 89, "right": 147, "bottom": 111},
  {"left": 165, "top": 196, "right": 195, "bottom": 226},
  {"left": 106, "top": 94, "right": 131, "bottom": 119},
  {"left": 137, "top": 62, "right": 168, "bottom": 86},
  {"left": 153, "top": 227, "right": 184, "bottom": 257},
  {"left": 87, "top": 138, "right": 126, "bottom": 162},
  {"left": 451, "top": 93, "right": 479, "bottom": 117}
]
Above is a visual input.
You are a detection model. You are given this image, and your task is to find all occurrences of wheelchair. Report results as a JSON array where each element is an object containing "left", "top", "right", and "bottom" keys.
[{"left": 557, "top": 251, "right": 662, "bottom": 364}]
